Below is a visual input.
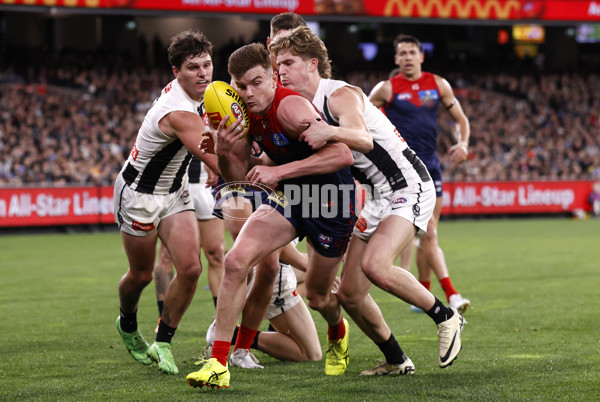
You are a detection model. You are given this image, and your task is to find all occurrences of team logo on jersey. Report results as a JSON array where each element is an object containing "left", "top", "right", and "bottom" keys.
[
  {"left": 396, "top": 93, "right": 412, "bottom": 101},
  {"left": 412, "top": 84, "right": 419, "bottom": 90},
  {"left": 418, "top": 90, "right": 439, "bottom": 107},
  {"left": 413, "top": 204, "right": 421, "bottom": 217},
  {"left": 271, "top": 133, "right": 290, "bottom": 147}
]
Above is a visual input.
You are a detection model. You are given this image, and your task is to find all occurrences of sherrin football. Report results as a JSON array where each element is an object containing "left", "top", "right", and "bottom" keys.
[{"left": 204, "top": 81, "right": 249, "bottom": 136}]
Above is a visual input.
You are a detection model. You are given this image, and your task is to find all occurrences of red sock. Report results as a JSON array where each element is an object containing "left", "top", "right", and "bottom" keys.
[
  {"left": 212, "top": 340, "right": 231, "bottom": 367},
  {"left": 439, "top": 277, "right": 458, "bottom": 302},
  {"left": 419, "top": 280, "right": 431, "bottom": 291},
  {"left": 234, "top": 325, "right": 258, "bottom": 351},
  {"left": 327, "top": 316, "right": 346, "bottom": 341}
]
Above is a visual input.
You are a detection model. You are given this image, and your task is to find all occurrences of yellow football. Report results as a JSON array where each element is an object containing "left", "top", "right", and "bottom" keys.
[{"left": 204, "top": 81, "right": 249, "bottom": 135}]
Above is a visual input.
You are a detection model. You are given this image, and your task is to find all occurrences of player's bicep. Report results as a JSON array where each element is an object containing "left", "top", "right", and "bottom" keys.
[
  {"left": 368, "top": 80, "right": 392, "bottom": 108},
  {"left": 165, "top": 111, "right": 207, "bottom": 152},
  {"left": 277, "top": 95, "right": 320, "bottom": 137},
  {"left": 331, "top": 88, "right": 367, "bottom": 122}
]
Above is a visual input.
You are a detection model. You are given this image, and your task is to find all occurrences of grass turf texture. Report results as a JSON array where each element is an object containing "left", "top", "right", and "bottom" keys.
[{"left": 1, "top": 218, "right": 599, "bottom": 400}]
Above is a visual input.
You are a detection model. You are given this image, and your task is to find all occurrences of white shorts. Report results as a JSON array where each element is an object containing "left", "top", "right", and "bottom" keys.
[
  {"left": 189, "top": 182, "right": 216, "bottom": 220},
  {"left": 113, "top": 174, "right": 193, "bottom": 237},
  {"left": 352, "top": 181, "right": 436, "bottom": 241},
  {"left": 248, "top": 262, "right": 302, "bottom": 320}
]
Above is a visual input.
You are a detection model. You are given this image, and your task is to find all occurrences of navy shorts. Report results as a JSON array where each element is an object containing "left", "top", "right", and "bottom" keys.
[
  {"left": 265, "top": 180, "right": 357, "bottom": 258},
  {"left": 418, "top": 153, "right": 443, "bottom": 197},
  {"left": 212, "top": 177, "right": 270, "bottom": 218}
]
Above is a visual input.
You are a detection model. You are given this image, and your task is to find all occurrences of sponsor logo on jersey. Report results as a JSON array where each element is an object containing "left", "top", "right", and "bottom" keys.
[
  {"left": 164, "top": 81, "right": 173, "bottom": 94},
  {"left": 131, "top": 220, "right": 155, "bottom": 231},
  {"left": 418, "top": 89, "right": 439, "bottom": 106},
  {"left": 396, "top": 92, "right": 412, "bottom": 101},
  {"left": 271, "top": 133, "right": 290, "bottom": 147},
  {"left": 356, "top": 216, "right": 367, "bottom": 232},
  {"left": 130, "top": 143, "right": 139, "bottom": 161}
]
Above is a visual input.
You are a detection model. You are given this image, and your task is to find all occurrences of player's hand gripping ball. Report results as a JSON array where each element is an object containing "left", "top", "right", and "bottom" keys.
[{"left": 204, "top": 81, "right": 249, "bottom": 136}]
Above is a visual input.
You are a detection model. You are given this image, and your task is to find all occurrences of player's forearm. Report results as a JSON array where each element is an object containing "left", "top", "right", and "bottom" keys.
[
  {"left": 276, "top": 143, "right": 353, "bottom": 181},
  {"left": 217, "top": 154, "right": 248, "bottom": 183},
  {"left": 197, "top": 153, "right": 220, "bottom": 177},
  {"left": 331, "top": 127, "right": 373, "bottom": 153}
]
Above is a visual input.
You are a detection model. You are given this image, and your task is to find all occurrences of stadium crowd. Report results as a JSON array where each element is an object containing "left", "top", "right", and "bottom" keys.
[{"left": 1, "top": 51, "right": 599, "bottom": 187}]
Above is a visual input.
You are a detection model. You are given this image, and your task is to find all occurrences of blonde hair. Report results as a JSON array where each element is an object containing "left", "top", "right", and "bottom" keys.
[{"left": 268, "top": 26, "right": 332, "bottom": 79}]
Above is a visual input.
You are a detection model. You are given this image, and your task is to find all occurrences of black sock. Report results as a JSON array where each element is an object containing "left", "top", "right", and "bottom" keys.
[
  {"left": 266, "top": 323, "right": 275, "bottom": 332},
  {"left": 213, "top": 297, "right": 218, "bottom": 308},
  {"left": 231, "top": 325, "right": 239, "bottom": 344},
  {"left": 376, "top": 333, "right": 407, "bottom": 364},
  {"left": 251, "top": 331, "right": 261, "bottom": 350},
  {"left": 426, "top": 297, "right": 454, "bottom": 325},
  {"left": 156, "top": 321, "right": 177, "bottom": 343},
  {"left": 119, "top": 308, "right": 137, "bottom": 333},
  {"left": 157, "top": 301, "right": 164, "bottom": 317}
]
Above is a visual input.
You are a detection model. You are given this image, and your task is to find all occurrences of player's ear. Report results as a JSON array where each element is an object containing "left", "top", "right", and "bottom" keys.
[
  {"left": 266, "top": 36, "right": 272, "bottom": 47},
  {"left": 172, "top": 65, "right": 179, "bottom": 77},
  {"left": 310, "top": 58, "right": 318, "bottom": 73}
]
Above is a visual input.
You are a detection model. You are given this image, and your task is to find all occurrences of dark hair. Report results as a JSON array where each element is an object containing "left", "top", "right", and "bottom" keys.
[
  {"left": 393, "top": 34, "right": 423, "bottom": 53},
  {"left": 270, "top": 12, "right": 307, "bottom": 36},
  {"left": 269, "top": 26, "right": 331, "bottom": 79},
  {"left": 168, "top": 30, "right": 213, "bottom": 69},
  {"left": 228, "top": 43, "right": 271, "bottom": 79}
]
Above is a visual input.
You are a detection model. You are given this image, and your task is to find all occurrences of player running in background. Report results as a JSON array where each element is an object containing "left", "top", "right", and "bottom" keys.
[
  {"left": 270, "top": 25, "right": 466, "bottom": 375},
  {"left": 113, "top": 30, "right": 219, "bottom": 375},
  {"left": 369, "top": 34, "right": 471, "bottom": 313},
  {"left": 186, "top": 42, "right": 356, "bottom": 389}
]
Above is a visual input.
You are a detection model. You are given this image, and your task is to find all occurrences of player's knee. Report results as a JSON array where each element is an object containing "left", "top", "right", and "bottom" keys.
[
  {"left": 223, "top": 251, "right": 250, "bottom": 281},
  {"left": 303, "top": 348, "right": 322, "bottom": 361},
  {"left": 205, "top": 245, "right": 224, "bottom": 266},
  {"left": 305, "top": 292, "right": 328, "bottom": 312},
  {"left": 127, "top": 266, "right": 154, "bottom": 286},
  {"left": 361, "top": 260, "right": 389, "bottom": 292},
  {"left": 336, "top": 287, "right": 362, "bottom": 312},
  {"left": 178, "top": 261, "right": 202, "bottom": 282}
]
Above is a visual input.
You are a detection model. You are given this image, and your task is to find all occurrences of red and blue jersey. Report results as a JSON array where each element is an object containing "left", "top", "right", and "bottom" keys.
[
  {"left": 384, "top": 72, "right": 440, "bottom": 157},
  {"left": 248, "top": 86, "right": 314, "bottom": 167}
]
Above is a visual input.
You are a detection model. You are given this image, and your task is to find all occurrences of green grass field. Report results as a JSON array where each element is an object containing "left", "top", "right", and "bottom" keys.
[{"left": 1, "top": 218, "right": 599, "bottom": 400}]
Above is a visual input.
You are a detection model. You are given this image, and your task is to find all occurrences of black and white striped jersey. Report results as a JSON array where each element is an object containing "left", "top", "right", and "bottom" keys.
[
  {"left": 119, "top": 79, "right": 202, "bottom": 194},
  {"left": 312, "top": 78, "right": 431, "bottom": 199}
]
